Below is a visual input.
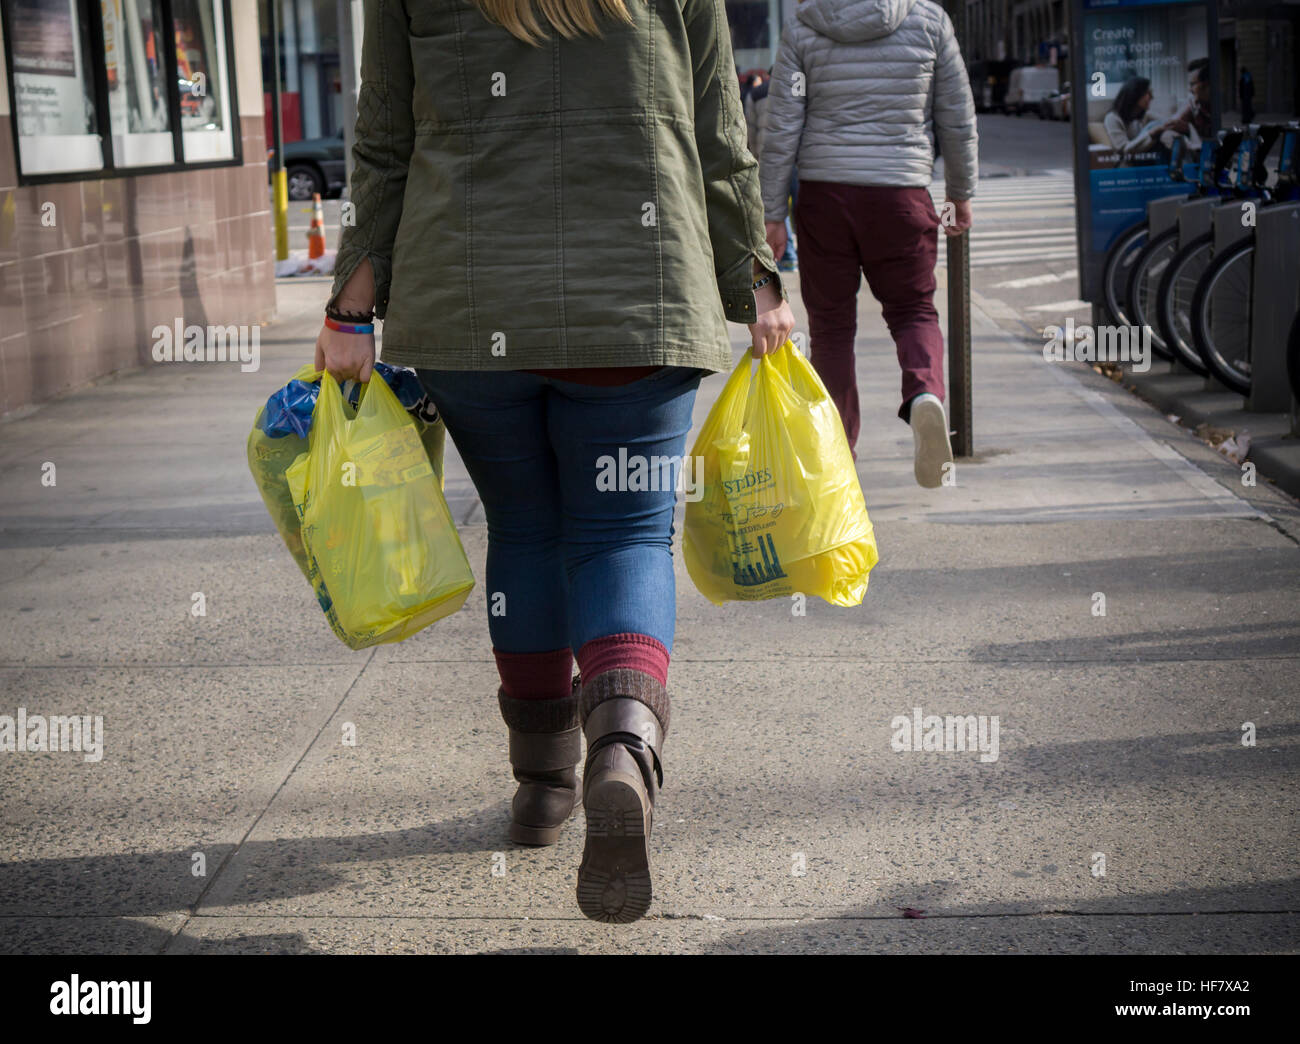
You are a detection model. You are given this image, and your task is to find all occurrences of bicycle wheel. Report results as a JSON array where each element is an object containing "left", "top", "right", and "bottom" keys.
[
  {"left": 1155, "top": 232, "right": 1214, "bottom": 375},
  {"left": 1191, "top": 240, "right": 1254, "bottom": 395},
  {"left": 1125, "top": 227, "right": 1178, "bottom": 361},
  {"left": 1101, "top": 221, "right": 1148, "bottom": 327}
]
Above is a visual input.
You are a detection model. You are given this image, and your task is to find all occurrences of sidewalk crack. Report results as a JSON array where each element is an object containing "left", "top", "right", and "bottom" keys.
[{"left": 158, "top": 648, "right": 378, "bottom": 953}]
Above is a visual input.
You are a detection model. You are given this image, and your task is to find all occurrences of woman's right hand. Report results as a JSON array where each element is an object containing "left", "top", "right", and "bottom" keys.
[
  {"left": 314, "top": 322, "right": 376, "bottom": 383},
  {"left": 748, "top": 281, "right": 795, "bottom": 358}
]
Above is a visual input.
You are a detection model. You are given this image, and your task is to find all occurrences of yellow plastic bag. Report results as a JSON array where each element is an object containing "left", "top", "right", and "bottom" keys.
[
  {"left": 247, "top": 363, "right": 446, "bottom": 583},
  {"left": 250, "top": 367, "right": 473, "bottom": 649},
  {"left": 684, "top": 341, "right": 879, "bottom": 606}
]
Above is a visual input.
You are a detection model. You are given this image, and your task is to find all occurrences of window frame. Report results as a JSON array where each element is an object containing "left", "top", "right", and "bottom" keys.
[{"left": 0, "top": 0, "right": 244, "bottom": 185}]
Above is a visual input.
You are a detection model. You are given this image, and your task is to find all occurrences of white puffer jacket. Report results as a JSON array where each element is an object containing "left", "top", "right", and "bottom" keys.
[{"left": 759, "top": 0, "right": 978, "bottom": 220}]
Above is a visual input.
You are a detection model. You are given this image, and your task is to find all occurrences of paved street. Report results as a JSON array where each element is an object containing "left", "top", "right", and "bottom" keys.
[
  {"left": 934, "top": 115, "right": 1087, "bottom": 337},
  {"left": 1, "top": 116, "right": 1298, "bottom": 954},
  {"left": 968, "top": 110, "right": 1074, "bottom": 178},
  {"left": 935, "top": 170, "right": 1085, "bottom": 332}
]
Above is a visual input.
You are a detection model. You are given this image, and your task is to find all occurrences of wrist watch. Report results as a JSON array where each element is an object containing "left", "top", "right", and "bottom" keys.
[{"left": 722, "top": 257, "right": 786, "bottom": 322}]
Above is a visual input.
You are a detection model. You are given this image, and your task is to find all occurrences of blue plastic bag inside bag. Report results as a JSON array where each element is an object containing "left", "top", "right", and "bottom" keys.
[
  {"left": 259, "top": 361, "right": 437, "bottom": 438},
  {"left": 247, "top": 362, "right": 448, "bottom": 586}
]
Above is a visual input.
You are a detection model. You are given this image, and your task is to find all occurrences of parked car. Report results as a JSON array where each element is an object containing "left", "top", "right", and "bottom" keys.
[
  {"left": 1039, "top": 83, "right": 1071, "bottom": 121},
  {"left": 1004, "top": 65, "right": 1060, "bottom": 116},
  {"left": 267, "top": 130, "right": 346, "bottom": 200}
]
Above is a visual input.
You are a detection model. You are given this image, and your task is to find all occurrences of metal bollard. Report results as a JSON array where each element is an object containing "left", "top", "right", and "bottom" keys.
[
  {"left": 1249, "top": 202, "right": 1300, "bottom": 413},
  {"left": 947, "top": 229, "right": 972, "bottom": 458}
]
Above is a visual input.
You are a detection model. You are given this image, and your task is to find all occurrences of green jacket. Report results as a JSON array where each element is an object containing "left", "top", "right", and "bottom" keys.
[{"left": 328, "top": 0, "right": 786, "bottom": 372}]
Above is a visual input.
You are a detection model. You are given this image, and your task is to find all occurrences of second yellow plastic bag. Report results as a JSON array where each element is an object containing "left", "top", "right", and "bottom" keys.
[
  {"left": 684, "top": 341, "right": 879, "bottom": 606},
  {"left": 285, "top": 369, "right": 474, "bottom": 649}
]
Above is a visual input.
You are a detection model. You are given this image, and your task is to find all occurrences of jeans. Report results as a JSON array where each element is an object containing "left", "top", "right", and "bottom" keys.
[
  {"left": 415, "top": 366, "right": 704, "bottom": 655},
  {"left": 780, "top": 167, "right": 799, "bottom": 266},
  {"left": 794, "top": 181, "right": 946, "bottom": 447}
]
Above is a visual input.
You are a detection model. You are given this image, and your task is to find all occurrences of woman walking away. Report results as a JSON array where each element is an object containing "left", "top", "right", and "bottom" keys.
[
  {"left": 759, "top": 0, "right": 978, "bottom": 487},
  {"left": 317, "top": 0, "right": 794, "bottom": 923}
]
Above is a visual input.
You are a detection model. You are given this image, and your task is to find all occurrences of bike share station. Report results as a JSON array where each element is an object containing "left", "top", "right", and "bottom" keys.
[{"left": 1071, "top": 0, "right": 1300, "bottom": 477}]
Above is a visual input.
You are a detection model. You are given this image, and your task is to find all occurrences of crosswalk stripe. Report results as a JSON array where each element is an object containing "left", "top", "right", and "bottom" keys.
[
  {"left": 967, "top": 252, "right": 1077, "bottom": 261},
  {"left": 957, "top": 230, "right": 1076, "bottom": 241},
  {"left": 934, "top": 187, "right": 1075, "bottom": 195},
  {"left": 943, "top": 251, "right": 1078, "bottom": 263},
  {"left": 930, "top": 192, "right": 1075, "bottom": 201},
  {"left": 993, "top": 269, "right": 1078, "bottom": 288},
  {"left": 944, "top": 244, "right": 1077, "bottom": 255},
  {"left": 931, "top": 186, "right": 1074, "bottom": 193},
  {"left": 956, "top": 199, "right": 1076, "bottom": 206},
  {"left": 926, "top": 175, "right": 1078, "bottom": 268},
  {"left": 941, "top": 238, "right": 1076, "bottom": 249},
  {"left": 968, "top": 255, "right": 1076, "bottom": 267}
]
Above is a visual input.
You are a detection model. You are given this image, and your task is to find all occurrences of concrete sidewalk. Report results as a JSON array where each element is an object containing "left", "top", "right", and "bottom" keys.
[{"left": 1, "top": 267, "right": 1298, "bottom": 954}]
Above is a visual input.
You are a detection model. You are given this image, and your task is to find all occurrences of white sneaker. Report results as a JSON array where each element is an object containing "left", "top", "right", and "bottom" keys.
[{"left": 909, "top": 393, "right": 953, "bottom": 489}]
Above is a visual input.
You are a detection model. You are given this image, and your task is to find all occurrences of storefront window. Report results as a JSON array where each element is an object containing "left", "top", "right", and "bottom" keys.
[
  {"left": 172, "top": 0, "right": 234, "bottom": 161},
  {"left": 3, "top": 0, "right": 240, "bottom": 180},
  {"left": 6, "top": 0, "right": 104, "bottom": 175},
  {"left": 102, "top": 0, "right": 174, "bottom": 167}
]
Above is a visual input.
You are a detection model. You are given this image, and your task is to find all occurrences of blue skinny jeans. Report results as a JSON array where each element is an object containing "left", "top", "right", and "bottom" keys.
[{"left": 415, "top": 367, "right": 703, "bottom": 654}]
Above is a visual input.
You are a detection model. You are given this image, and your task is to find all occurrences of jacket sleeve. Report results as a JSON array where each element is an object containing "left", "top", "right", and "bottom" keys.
[
  {"left": 683, "top": 0, "right": 786, "bottom": 325},
  {"left": 759, "top": 21, "right": 805, "bottom": 223},
  {"left": 327, "top": 0, "right": 415, "bottom": 318},
  {"left": 930, "top": 10, "right": 978, "bottom": 201}
]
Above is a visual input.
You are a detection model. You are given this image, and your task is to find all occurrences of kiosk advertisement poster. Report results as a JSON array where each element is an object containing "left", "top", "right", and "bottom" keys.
[{"left": 1072, "top": 0, "right": 1218, "bottom": 300}]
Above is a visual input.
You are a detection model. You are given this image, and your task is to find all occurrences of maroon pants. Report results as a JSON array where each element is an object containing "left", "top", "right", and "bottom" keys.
[{"left": 793, "top": 181, "right": 946, "bottom": 449}]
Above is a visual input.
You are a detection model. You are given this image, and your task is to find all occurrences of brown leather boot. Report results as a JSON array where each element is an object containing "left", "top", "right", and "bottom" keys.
[
  {"left": 497, "top": 679, "right": 581, "bottom": 846},
  {"left": 576, "top": 685, "right": 667, "bottom": 924}
]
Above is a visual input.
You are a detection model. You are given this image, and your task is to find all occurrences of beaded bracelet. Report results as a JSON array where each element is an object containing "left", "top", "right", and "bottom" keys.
[
  {"left": 326, "top": 305, "right": 375, "bottom": 324},
  {"left": 324, "top": 315, "right": 375, "bottom": 335},
  {"left": 751, "top": 273, "right": 774, "bottom": 292}
]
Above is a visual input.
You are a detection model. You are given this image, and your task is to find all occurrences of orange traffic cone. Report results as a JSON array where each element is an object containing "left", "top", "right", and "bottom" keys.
[{"left": 307, "top": 193, "right": 326, "bottom": 259}]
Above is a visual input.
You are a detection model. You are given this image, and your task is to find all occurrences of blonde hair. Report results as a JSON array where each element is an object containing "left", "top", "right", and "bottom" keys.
[{"left": 471, "top": 0, "right": 637, "bottom": 47}]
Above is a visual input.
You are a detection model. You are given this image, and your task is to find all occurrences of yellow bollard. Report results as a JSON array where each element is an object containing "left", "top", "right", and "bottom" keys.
[{"left": 272, "top": 168, "right": 289, "bottom": 262}]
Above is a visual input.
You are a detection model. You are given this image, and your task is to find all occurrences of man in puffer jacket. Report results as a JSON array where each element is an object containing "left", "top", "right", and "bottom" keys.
[{"left": 759, "top": 0, "right": 977, "bottom": 487}]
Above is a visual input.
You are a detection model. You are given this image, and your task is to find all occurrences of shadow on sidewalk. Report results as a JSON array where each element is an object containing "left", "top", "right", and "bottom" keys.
[
  {"left": 2, "top": 719, "right": 1297, "bottom": 953},
  {"left": 971, "top": 619, "right": 1300, "bottom": 662},
  {"left": 0, "top": 804, "right": 513, "bottom": 954},
  {"left": 697, "top": 876, "right": 1300, "bottom": 955}
]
